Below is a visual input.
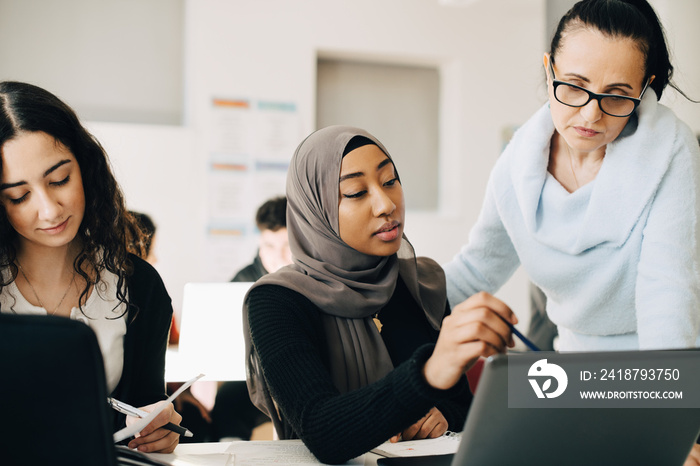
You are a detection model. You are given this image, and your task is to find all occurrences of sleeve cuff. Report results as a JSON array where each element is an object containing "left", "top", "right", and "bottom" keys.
[{"left": 398, "top": 343, "right": 469, "bottom": 403}]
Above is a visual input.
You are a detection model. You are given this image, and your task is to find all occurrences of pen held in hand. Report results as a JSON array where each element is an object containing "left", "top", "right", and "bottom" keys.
[
  {"left": 497, "top": 316, "right": 541, "bottom": 351},
  {"left": 108, "top": 397, "right": 194, "bottom": 438},
  {"left": 160, "top": 422, "right": 193, "bottom": 438},
  {"left": 112, "top": 373, "right": 204, "bottom": 443}
]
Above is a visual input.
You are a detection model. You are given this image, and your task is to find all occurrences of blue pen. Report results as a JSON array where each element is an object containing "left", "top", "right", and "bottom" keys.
[{"left": 498, "top": 316, "right": 541, "bottom": 351}]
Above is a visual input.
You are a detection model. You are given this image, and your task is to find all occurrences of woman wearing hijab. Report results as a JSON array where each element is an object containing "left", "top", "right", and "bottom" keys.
[{"left": 244, "top": 126, "right": 516, "bottom": 464}]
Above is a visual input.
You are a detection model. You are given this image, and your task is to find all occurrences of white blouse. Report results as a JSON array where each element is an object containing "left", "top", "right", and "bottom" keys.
[{"left": 0, "top": 270, "right": 127, "bottom": 393}]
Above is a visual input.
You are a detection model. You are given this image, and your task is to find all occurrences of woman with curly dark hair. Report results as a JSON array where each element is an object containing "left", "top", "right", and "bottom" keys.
[{"left": 0, "top": 81, "right": 182, "bottom": 454}]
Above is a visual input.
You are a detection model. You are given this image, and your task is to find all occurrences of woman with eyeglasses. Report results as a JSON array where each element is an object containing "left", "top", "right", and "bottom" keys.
[{"left": 445, "top": 0, "right": 700, "bottom": 353}]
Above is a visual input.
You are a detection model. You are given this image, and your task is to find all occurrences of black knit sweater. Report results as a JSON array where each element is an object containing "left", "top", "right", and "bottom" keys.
[{"left": 247, "top": 279, "right": 473, "bottom": 464}]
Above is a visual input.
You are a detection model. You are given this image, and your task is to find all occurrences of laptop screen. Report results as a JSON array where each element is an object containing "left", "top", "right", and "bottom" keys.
[
  {"left": 167, "top": 282, "right": 253, "bottom": 382},
  {"left": 454, "top": 351, "right": 700, "bottom": 466}
]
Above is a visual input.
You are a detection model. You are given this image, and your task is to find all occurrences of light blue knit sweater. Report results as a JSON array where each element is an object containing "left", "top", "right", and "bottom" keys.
[{"left": 445, "top": 92, "right": 700, "bottom": 351}]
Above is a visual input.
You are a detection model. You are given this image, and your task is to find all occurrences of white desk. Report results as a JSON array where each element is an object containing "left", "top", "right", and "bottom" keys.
[{"left": 149, "top": 440, "right": 382, "bottom": 465}]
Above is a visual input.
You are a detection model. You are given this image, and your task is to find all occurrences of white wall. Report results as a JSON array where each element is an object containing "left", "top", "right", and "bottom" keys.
[
  {"left": 165, "top": 0, "right": 700, "bottom": 324},
  {"left": 6, "top": 0, "right": 699, "bottom": 325},
  {"left": 181, "top": 0, "right": 547, "bottom": 322},
  {"left": 84, "top": 122, "right": 197, "bottom": 314},
  {"left": 651, "top": 0, "right": 700, "bottom": 132},
  {"left": 0, "top": 0, "right": 184, "bottom": 124},
  {"left": 0, "top": 0, "right": 545, "bottom": 322}
]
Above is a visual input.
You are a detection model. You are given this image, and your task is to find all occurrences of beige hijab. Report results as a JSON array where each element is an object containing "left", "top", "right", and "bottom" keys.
[{"left": 243, "top": 126, "right": 447, "bottom": 434}]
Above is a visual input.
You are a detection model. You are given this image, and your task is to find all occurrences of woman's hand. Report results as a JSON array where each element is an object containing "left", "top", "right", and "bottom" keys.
[
  {"left": 389, "top": 407, "right": 448, "bottom": 443},
  {"left": 126, "top": 401, "right": 182, "bottom": 453},
  {"left": 423, "top": 291, "right": 516, "bottom": 390},
  {"left": 684, "top": 444, "right": 700, "bottom": 466}
]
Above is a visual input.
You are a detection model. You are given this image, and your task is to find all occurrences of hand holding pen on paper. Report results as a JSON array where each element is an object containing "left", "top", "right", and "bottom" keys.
[
  {"left": 112, "top": 401, "right": 182, "bottom": 453},
  {"left": 111, "top": 373, "right": 204, "bottom": 453},
  {"left": 110, "top": 397, "right": 186, "bottom": 453}
]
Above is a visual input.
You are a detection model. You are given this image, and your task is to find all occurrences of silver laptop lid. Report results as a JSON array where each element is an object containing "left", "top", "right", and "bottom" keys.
[{"left": 454, "top": 351, "right": 700, "bottom": 466}]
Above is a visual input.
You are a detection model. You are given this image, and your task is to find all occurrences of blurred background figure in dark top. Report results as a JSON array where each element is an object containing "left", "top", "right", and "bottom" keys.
[
  {"left": 230, "top": 196, "right": 292, "bottom": 282},
  {"left": 212, "top": 197, "right": 292, "bottom": 441},
  {"left": 130, "top": 211, "right": 213, "bottom": 442}
]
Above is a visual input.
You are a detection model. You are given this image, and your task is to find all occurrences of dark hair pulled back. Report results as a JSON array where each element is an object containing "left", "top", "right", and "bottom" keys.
[{"left": 549, "top": 0, "right": 682, "bottom": 100}]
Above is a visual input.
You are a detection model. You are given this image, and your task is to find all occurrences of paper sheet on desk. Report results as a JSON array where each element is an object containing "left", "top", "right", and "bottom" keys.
[
  {"left": 117, "top": 445, "right": 233, "bottom": 466},
  {"left": 371, "top": 433, "right": 461, "bottom": 457},
  {"left": 145, "top": 452, "right": 233, "bottom": 466},
  {"left": 226, "top": 440, "right": 366, "bottom": 465},
  {"left": 113, "top": 374, "right": 205, "bottom": 443}
]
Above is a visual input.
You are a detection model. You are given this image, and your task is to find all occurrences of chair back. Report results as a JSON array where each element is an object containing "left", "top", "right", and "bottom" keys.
[{"left": 0, "top": 313, "right": 117, "bottom": 466}]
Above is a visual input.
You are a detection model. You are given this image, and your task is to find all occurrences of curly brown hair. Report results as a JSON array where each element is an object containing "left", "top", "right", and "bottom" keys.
[{"left": 0, "top": 81, "right": 148, "bottom": 317}]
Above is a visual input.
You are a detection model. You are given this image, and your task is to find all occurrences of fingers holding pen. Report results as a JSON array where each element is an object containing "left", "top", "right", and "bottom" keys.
[
  {"left": 127, "top": 401, "right": 183, "bottom": 453},
  {"left": 451, "top": 291, "right": 517, "bottom": 348},
  {"left": 456, "top": 291, "right": 518, "bottom": 326},
  {"left": 423, "top": 292, "right": 516, "bottom": 390},
  {"left": 128, "top": 426, "right": 180, "bottom": 454}
]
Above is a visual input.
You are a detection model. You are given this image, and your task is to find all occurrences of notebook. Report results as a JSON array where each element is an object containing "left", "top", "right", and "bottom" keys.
[
  {"left": 372, "top": 432, "right": 461, "bottom": 457},
  {"left": 175, "top": 282, "right": 254, "bottom": 381},
  {"left": 380, "top": 350, "right": 700, "bottom": 466}
]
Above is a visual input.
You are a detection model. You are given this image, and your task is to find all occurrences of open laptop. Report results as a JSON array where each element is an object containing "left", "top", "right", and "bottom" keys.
[
  {"left": 0, "top": 313, "right": 118, "bottom": 465},
  {"left": 172, "top": 282, "right": 254, "bottom": 381},
  {"left": 380, "top": 350, "right": 700, "bottom": 466}
]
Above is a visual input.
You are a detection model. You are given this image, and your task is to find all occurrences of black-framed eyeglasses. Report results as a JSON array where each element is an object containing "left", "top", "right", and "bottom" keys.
[{"left": 548, "top": 58, "right": 650, "bottom": 118}]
